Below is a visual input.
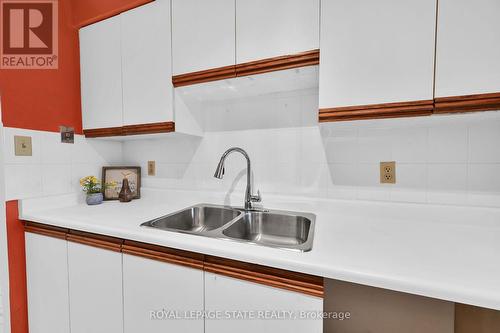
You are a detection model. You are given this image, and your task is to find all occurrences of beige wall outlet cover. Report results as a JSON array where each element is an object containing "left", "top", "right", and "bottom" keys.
[
  {"left": 380, "top": 161, "right": 396, "bottom": 184},
  {"left": 147, "top": 161, "right": 156, "bottom": 176},
  {"left": 14, "top": 135, "right": 32, "bottom": 156}
]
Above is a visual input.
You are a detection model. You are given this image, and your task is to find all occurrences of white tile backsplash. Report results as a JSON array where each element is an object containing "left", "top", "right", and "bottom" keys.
[
  {"left": 468, "top": 164, "right": 500, "bottom": 192},
  {"left": 123, "top": 90, "right": 500, "bottom": 208},
  {"left": 427, "top": 164, "right": 468, "bottom": 192},
  {"left": 323, "top": 128, "right": 358, "bottom": 164},
  {"left": 41, "top": 164, "right": 72, "bottom": 196},
  {"left": 357, "top": 127, "right": 393, "bottom": 163},
  {"left": 3, "top": 128, "right": 42, "bottom": 165},
  {"left": 329, "top": 163, "right": 358, "bottom": 187},
  {"left": 4, "top": 164, "right": 42, "bottom": 199},
  {"left": 71, "top": 136, "right": 123, "bottom": 165},
  {"left": 392, "top": 188, "right": 428, "bottom": 203},
  {"left": 428, "top": 126, "right": 468, "bottom": 163},
  {"left": 395, "top": 164, "right": 427, "bottom": 189},
  {"left": 3, "top": 128, "right": 123, "bottom": 200},
  {"left": 392, "top": 127, "right": 428, "bottom": 163},
  {"left": 40, "top": 131, "right": 72, "bottom": 164},
  {"left": 6, "top": 92, "right": 500, "bottom": 208},
  {"left": 70, "top": 163, "right": 104, "bottom": 193},
  {"left": 298, "top": 163, "right": 330, "bottom": 197},
  {"left": 357, "top": 186, "right": 392, "bottom": 202},
  {"left": 468, "top": 120, "right": 500, "bottom": 163}
]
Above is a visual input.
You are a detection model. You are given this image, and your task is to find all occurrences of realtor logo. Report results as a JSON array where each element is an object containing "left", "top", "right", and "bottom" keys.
[{"left": 1, "top": 0, "right": 58, "bottom": 69}]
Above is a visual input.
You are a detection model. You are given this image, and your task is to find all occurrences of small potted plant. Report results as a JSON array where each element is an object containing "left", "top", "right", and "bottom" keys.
[{"left": 80, "top": 176, "right": 114, "bottom": 205}]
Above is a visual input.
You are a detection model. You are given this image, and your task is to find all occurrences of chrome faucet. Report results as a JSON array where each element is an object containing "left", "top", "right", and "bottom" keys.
[{"left": 214, "top": 147, "right": 262, "bottom": 210}]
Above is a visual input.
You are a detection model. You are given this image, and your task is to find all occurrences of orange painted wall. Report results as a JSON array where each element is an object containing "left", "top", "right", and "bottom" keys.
[
  {"left": 1, "top": 2, "right": 151, "bottom": 333},
  {"left": 0, "top": 0, "right": 83, "bottom": 134},
  {"left": 6, "top": 200, "right": 28, "bottom": 333},
  {"left": 71, "top": 0, "right": 152, "bottom": 28},
  {"left": 0, "top": 0, "right": 151, "bottom": 134}
]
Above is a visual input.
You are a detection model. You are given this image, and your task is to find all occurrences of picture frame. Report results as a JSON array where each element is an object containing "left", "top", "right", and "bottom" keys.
[{"left": 102, "top": 166, "right": 141, "bottom": 200}]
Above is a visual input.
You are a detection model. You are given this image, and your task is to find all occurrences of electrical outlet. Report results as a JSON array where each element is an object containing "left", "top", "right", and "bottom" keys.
[
  {"left": 14, "top": 135, "right": 32, "bottom": 156},
  {"left": 147, "top": 161, "right": 156, "bottom": 176},
  {"left": 380, "top": 161, "right": 396, "bottom": 184}
]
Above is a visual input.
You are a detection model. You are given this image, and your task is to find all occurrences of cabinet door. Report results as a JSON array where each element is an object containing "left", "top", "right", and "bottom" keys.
[
  {"left": 79, "top": 16, "right": 123, "bottom": 130},
  {"left": 172, "top": 0, "right": 235, "bottom": 75},
  {"left": 435, "top": 0, "right": 500, "bottom": 97},
  {"left": 68, "top": 242, "right": 123, "bottom": 333},
  {"left": 123, "top": 254, "right": 204, "bottom": 333},
  {"left": 121, "top": 0, "right": 174, "bottom": 126},
  {"left": 205, "top": 272, "right": 322, "bottom": 333},
  {"left": 25, "top": 233, "right": 70, "bottom": 333},
  {"left": 236, "top": 0, "right": 320, "bottom": 63},
  {"left": 319, "top": 0, "right": 436, "bottom": 108}
]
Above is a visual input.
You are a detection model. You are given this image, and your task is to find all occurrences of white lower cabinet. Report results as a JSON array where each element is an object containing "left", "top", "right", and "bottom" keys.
[
  {"left": 67, "top": 242, "right": 123, "bottom": 333},
  {"left": 26, "top": 230, "right": 322, "bottom": 333},
  {"left": 204, "top": 272, "right": 323, "bottom": 333},
  {"left": 25, "top": 233, "right": 70, "bottom": 333},
  {"left": 122, "top": 254, "right": 204, "bottom": 333}
]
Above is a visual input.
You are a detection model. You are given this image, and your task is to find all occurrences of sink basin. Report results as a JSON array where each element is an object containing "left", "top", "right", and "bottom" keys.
[
  {"left": 222, "top": 210, "right": 315, "bottom": 252},
  {"left": 142, "top": 204, "right": 241, "bottom": 233},
  {"left": 141, "top": 204, "right": 315, "bottom": 251}
]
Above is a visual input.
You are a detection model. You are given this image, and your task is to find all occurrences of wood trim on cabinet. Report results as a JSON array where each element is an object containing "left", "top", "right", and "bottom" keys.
[
  {"left": 122, "top": 240, "right": 204, "bottom": 270},
  {"left": 319, "top": 100, "right": 434, "bottom": 122},
  {"left": 123, "top": 121, "right": 175, "bottom": 135},
  {"left": 66, "top": 230, "right": 123, "bottom": 252},
  {"left": 172, "top": 65, "right": 237, "bottom": 88},
  {"left": 22, "top": 222, "right": 322, "bottom": 297},
  {"left": 83, "top": 122, "right": 175, "bottom": 138},
  {"left": 434, "top": 92, "right": 500, "bottom": 114},
  {"left": 83, "top": 126, "right": 124, "bottom": 138},
  {"left": 204, "top": 256, "right": 324, "bottom": 298},
  {"left": 172, "top": 50, "right": 320, "bottom": 88},
  {"left": 24, "top": 221, "right": 68, "bottom": 240},
  {"left": 235, "top": 49, "right": 320, "bottom": 77}
]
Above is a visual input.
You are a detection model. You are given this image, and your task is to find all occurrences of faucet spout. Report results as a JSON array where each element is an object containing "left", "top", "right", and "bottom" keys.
[
  {"left": 214, "top": 160, "right": 225, "bottom": 179},
  {"left": 213, "top": 147, "right": 262, "bottom": 210}
]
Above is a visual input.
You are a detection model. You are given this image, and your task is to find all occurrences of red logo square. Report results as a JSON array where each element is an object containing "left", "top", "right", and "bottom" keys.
[{"left": 1, "top": 0, "right": 58, "bottom": 69}]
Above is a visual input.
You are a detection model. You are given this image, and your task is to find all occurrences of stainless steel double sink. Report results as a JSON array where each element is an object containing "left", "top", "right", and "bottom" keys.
[{"left": 141, "top": 204, "right": 315, "bottom": 252}]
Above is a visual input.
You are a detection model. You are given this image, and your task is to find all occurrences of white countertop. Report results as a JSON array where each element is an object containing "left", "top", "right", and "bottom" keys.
[{"left": 19, "top": 188, "right": 500, "bottom": 310}]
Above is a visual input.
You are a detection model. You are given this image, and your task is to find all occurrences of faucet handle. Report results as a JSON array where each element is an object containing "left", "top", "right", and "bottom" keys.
[{"left": 251, "top": 190, "right": 262, "bottom": 203}]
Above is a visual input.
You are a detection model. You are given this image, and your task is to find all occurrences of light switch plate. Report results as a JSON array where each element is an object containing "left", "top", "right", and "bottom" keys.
[
  {"left": 147, "top": 161, "right": 156, "bottom": 176},
  {"left": 14, "top": 135, "right": 32, "bottom": 156}
]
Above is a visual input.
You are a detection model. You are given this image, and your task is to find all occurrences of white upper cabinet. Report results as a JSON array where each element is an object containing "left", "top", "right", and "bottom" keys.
[
  {"left": 25, "top": 233, "right": 70, "bottom": 333},
  {"left": 435, "top": 0, "right": 500, "bottom": 97},
  {"left": 172, "top": 0, "right": 236, "bottom": 75},
  {"left": 319, "top": 0, "right": 436, "bottom": 108},
  {"left": 121, "top": 0, "right": 173, "bottom": 126},
  {"left": 236, "top": 0, "right": 320, "bottom": 63},
  {"left": 123, "top": 254, "right": 204, "bottom": 333},
  {"left": 80, "top": 0, "right": 179, "bottom": 133},
  {"left": 79, "top": 16, "right": 123, "bottom": 129},
  {"left": 68, "top": 242, "right": 123, "bottom": 333}
]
